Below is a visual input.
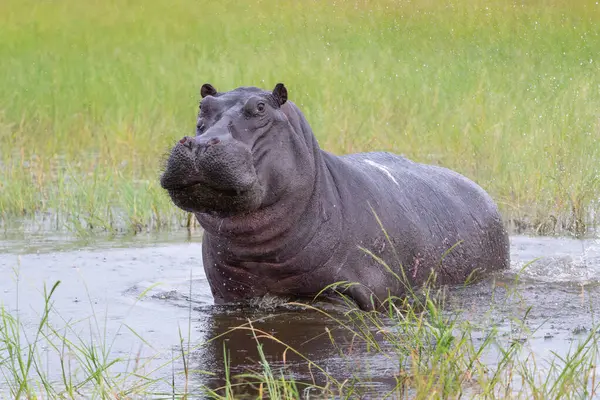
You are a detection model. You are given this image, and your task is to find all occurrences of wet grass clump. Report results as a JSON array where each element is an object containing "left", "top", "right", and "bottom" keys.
[{"left": 1, "top": 0, "right": 600, "bottom": 235}]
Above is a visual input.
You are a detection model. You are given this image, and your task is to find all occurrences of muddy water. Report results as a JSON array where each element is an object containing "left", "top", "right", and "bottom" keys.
[{"left": 1, "top": 232, "right": 600, "bottom": 396}]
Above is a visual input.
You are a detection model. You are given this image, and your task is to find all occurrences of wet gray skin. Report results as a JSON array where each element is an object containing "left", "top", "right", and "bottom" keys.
[
  {"left": 1, "top": 233, "right": 599, "bottom": 396},
  {"left": 160, "top": 83, "right": 510, "bottom": 310}
]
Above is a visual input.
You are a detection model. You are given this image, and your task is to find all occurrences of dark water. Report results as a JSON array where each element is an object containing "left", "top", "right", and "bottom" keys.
[{"left": 1, "top": 231, "right": 599, "bottom": 397}]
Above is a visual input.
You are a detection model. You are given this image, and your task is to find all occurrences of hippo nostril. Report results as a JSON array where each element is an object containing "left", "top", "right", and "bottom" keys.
[
  {"left": 192, "top": 137, "right": 221, "bottom": 153},
  {"left": 179, "top": 136, "right": 194, "bottom": 149}
]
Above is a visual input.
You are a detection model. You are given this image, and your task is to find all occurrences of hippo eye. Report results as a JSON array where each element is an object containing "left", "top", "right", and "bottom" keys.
[
  {"left": 256, "top": 102, "right": 266, "bottom": 113},
  {"left": 196, "top": 122, "right": 205, "bottom": 134}
]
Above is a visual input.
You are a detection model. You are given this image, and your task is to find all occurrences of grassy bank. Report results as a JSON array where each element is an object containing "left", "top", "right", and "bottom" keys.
[{"left": 1, "top": 0, "right": 600, "bottom": 235}]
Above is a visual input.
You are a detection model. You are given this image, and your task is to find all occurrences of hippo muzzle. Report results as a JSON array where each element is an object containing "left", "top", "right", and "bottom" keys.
[{"left": 160, "top": 133, "right": 263, "bottom": 214}]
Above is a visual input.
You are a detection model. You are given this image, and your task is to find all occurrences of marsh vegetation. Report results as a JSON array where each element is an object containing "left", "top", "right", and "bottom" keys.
[
  {"left": 1, "top": 0, "right": 600, "bottom": 398},
  {"left": 1, "top": 0, "right": 599, "bottom": 235}
]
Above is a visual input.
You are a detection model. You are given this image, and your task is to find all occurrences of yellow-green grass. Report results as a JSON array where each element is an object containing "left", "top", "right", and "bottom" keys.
[{"left": 1, "top": 0, "right": 599, "bottom": 234}]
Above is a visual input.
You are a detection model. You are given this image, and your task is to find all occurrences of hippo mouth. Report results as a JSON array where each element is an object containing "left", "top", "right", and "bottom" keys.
[
  {"left": 163, "top": 179, "right": 253, "bottom": 197},
  {"left": 161, "top": 172, "right": 264, "bottom": 215}
]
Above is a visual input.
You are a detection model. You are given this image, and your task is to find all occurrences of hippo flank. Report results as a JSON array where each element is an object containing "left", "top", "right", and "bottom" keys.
[{"left": 160, "top": 83, "right": 510, "bottom": 310}]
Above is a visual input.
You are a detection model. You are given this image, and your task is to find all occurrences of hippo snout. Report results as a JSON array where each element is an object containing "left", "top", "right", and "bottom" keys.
[
  {"left": 160, "top": 133, "right": 262, "bottom": 212},
  {"left": 178, "top": 136, "right": 221, "bottom": 153}
]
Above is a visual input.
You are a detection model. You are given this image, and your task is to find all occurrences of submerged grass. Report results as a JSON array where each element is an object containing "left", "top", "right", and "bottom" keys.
[{"left": 1, "top": 0, "right": 600, "bottom": 234}]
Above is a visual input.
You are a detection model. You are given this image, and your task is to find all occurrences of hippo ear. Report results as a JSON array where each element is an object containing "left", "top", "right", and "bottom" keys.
[
  {"left": 272, "top": 83, "right": 287, "bottom": 107},
  {"left": 200, "top": 83, "right": 217, "bottom": 98}
]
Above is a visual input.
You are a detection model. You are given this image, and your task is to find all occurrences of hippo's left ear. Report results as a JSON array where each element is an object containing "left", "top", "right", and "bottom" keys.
[
  {"left": 201, "top": 83, "right": 217, "bottom": 98},
  {"left": 272, "top": 83, "right": 287, "bottom": 107}
]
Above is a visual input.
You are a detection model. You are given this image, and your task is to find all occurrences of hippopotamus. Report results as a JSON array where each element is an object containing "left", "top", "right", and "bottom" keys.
[{"left": 160, "top": 83, "right": 510, "bottom": 311}]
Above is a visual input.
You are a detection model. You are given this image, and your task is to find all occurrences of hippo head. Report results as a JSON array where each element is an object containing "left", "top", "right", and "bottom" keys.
[{"left": 161, "top": 83, "right": 315, "bottom": 217}]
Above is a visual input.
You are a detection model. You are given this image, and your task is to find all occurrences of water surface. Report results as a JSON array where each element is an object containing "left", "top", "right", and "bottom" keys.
[{"left": 1, "top": 231, "right": 599, "bottom": 397}]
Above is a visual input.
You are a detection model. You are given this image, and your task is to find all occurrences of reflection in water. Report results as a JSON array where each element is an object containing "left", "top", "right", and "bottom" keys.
[
  {"left": 187, "top": 275, "right": 600, "bottom": 397},
  {"left": 190, "top": 304, "right": 400, "bottom": 398}
]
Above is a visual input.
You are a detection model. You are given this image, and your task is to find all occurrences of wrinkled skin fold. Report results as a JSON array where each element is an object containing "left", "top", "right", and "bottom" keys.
[{"left": 161, "top": 83, "right": 510, "bottom": 311}]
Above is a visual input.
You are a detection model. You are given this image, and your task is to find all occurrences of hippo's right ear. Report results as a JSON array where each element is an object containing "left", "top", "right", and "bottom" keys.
[
  {"left": 200, "top": 83, "right": 217, "bottom": 98},
  {"left": 272, "top": 83, "right": 287, "bottom": 107}
]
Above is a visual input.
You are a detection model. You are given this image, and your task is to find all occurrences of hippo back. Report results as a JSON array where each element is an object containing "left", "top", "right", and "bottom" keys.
[{"left": 325, "top": 151, "right": 509, "bottom": 288}]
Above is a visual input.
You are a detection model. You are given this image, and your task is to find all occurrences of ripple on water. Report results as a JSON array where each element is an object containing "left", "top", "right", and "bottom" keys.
[{"left": 507, "top": 235, "right": 600, "bottom": 284}]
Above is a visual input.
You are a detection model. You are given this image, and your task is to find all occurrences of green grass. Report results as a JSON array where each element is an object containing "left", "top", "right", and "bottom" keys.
[{"left": 1, "top": 0, "right": 599, "bottom": 235}]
